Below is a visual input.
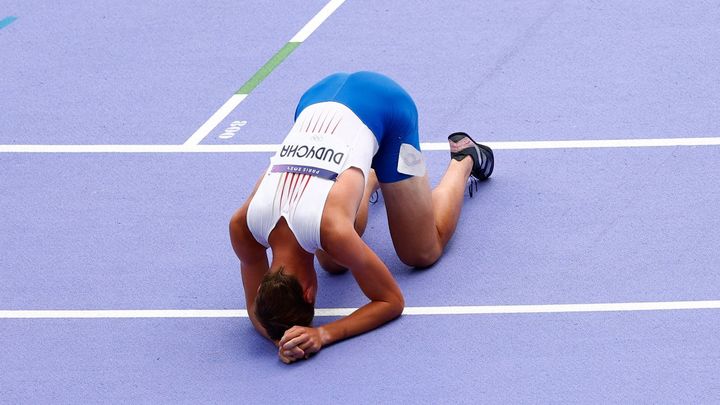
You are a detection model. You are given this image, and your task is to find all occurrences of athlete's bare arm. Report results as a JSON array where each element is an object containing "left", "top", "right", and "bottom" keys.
[
  {"left": 229, "top": 175, "right": 273, "bottom": 341},
  {"left": 278, "top": 169, "right": 404, "bottom": 359},
  {"left": 315, "top": 169, "right": 379, "bottom": 274},
  {"left": 279, "top": 230, "right": 404, "bottom": 358}
]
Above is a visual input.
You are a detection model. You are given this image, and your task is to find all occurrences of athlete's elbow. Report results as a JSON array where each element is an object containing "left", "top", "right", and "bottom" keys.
[
  {"left": 388, "top": 293, "right": 405, "bottom": 319},
  {"left": 229, "top": 207, "right": 247, "bottom": 242}
]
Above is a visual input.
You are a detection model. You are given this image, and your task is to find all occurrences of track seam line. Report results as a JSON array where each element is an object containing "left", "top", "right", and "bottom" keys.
[
  {"left": 183, "top": 0, "right": 346, "bottom": 146},
  {"left": 2, "top": 300, "right": 720, "bottom": 318}
]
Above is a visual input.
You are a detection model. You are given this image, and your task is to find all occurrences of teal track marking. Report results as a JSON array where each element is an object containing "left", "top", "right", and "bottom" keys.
[{"left": 0, "top": 16, "right": 17, "bottom": 30}]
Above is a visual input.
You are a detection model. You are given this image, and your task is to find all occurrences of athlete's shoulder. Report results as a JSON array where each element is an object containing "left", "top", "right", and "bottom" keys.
[{"left": 319, "top": 169, "right": 365, "bottom": 236}]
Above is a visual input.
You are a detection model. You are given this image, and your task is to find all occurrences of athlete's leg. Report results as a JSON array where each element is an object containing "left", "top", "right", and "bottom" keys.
[
  {"left": 316, "top": 170, "right": 379, "bottom": 273},
  {"left": 380, "top": 157, "right": 472, "bottom": 268}
]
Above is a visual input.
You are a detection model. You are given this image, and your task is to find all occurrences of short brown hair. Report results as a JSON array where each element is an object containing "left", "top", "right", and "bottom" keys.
[{"left": 254, "top": 267, "right": 314, "bottom": 340}]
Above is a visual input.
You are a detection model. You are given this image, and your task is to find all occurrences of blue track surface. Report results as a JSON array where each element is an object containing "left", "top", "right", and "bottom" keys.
[
  {"left": 0, "top": 0, "right": 324, "bottom": 144},
  {"left": 207, "top": 0, "right": 720, "bottom": 145},
  {"left": 3, "top": 312, "right": 719, "bottom": 403},
  {"left": 3, "top": 148, "right": 720, "bottom": 310},
  {"left": 2, "top": 1, "right": 720, "bottom": 403}
]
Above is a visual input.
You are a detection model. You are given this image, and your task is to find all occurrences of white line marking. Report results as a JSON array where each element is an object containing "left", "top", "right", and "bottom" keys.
[
  {"left": 0, "top": 309, "right": 248, "bottom": 319},
  {"left": 2, "top": 300, "right": 719, "bottom": 319},
  {"left": 290, "top": 0, "right": 346, "bottom": 43},
  {"left": 425, "top": 137, "right": 720, "bottom": 151},
  {"left": 0, "top": 144, "right": 278, "bottom": 153},
  {"left": 183, "top": 94, "right": 247, "bottom": 146},
  {"left": 183, "top": 0, "right": 346, "bottom": 146},
  {"left": 3, "top": 137, "right": 720, "bottom": 153}
]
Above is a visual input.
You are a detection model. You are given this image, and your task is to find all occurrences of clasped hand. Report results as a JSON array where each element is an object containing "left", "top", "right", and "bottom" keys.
[{"left": 277, "top": 326, "right": 324, "bottom": 364}]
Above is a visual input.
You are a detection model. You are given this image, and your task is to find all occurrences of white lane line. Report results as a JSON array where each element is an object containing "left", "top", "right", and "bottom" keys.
[
  {"left": 0, "top": 144, "right": 279, "bottom": 153},
  {"left": 183, "top": 0, "right": 346, "bottom": 146},
  {"left": 421, "top": 136, "right": 720, "bottom": 150},
  {"left": 442, "top": 137, "right": 720, "bottom": 151},
  {"left": 3, "top": 137, "right": 720, "bottom": 153},
  {"left": 0, "top": 310, "right": 249, "bottom": 319},
  {"left": 290, "top": 0, "right": 346, "bottom": 42},
  {"left": 184, "top": 95, "right": 247, "bottom": 146},
  {"left": 2, "top": 300, "right": 719, "bottom": 319}
]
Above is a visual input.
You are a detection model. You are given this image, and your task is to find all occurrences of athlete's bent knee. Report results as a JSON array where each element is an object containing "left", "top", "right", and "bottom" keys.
[{"left": 397, "top": 246, "right": 442, "bottom": 268}]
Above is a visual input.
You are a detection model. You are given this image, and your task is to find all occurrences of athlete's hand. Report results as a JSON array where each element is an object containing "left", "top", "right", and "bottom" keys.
[
  {"left": 278, "top": 345, "right": 305, "bottom": 364},
  {"left": 278, "top": 326, "right": 325, "bottom": 363},
  {"left": 272, "top": 340, "right": 298, "bottom": 364}
]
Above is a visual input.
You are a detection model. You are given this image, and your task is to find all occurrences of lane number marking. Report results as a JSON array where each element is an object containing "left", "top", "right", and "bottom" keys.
[{"left": 218, "top": 120, "right": 248, "bottom": 140}]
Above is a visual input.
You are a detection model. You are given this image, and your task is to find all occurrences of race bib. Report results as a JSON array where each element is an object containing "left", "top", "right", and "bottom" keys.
[{"left": 270, "top": 131, "right": 350, "bottom": 181}]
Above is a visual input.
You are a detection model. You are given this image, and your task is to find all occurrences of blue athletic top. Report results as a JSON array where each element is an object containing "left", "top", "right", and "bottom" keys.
[{"left": 294, "top": 71, "right": 421, "bottom": 183}]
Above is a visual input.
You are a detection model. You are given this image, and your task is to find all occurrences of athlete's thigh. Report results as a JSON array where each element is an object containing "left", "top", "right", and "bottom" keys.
[{"left": 380, "top": 175, "right": 441, "bottom": 266}]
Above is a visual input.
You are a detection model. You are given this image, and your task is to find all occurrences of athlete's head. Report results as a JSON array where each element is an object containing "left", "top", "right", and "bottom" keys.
[{"left": 254, "top": 266, "right": 315, "bottom": 340}]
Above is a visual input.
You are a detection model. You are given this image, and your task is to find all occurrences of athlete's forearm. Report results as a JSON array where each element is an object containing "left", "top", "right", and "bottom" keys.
[
  {"left": 318, "top": 298, "right": 404, "bottom": 346},
  {"left": 319, "top": 223, "right": 405, "bottom": 345}
]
